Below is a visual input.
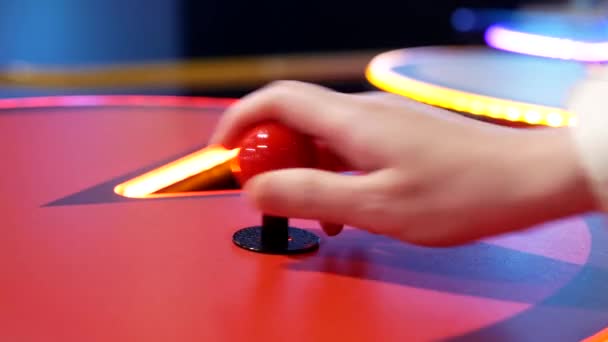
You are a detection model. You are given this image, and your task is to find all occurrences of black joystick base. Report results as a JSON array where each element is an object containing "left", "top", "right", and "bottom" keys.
[{"left": 232, "top": 215, "right": 320, "bottom": 254}]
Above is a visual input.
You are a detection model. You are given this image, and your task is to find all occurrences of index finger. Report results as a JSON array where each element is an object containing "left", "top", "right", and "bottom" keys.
[{"left": 208, "top": 81, "right": 357, "bottom": 149}]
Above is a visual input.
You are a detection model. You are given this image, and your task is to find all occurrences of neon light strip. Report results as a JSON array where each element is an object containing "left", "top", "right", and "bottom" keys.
[
  {"left": 0, "top": 95, "right": 235, "bottom": 110},
  {"left": 114, "top": 145, "right": 239, "bottom": 198},
  {"left": 485, "top": 25, "right": 608, "bottom": 62},
  {"left": 365, "top": 49, "right": 576, "bottom": 127},
  {"left": 583, "top": 326, "right": 608, "bottom": 342}
]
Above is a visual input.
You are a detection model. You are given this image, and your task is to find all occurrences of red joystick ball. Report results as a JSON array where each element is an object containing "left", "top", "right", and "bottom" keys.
[{"left": 232, "top": 121, "right": 317, "bottom": 186}]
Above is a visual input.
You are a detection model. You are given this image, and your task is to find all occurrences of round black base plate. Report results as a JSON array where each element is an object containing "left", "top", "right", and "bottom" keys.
[{"left": 232, "top": 226, "right": 320, "bottom": 254}]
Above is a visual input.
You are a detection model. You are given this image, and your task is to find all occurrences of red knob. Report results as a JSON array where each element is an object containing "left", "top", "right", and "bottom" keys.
[{"left": 232, "top": 121, "right": 317, "bottom": 186}]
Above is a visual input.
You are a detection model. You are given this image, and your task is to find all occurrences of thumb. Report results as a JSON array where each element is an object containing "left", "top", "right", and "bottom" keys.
[{"left": 242, "top": 168, "right": 371, "bottom": 225}]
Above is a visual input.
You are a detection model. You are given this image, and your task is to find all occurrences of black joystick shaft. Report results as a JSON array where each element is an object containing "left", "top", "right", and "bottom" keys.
[{"left": 261, "top": 215, "right": 289, "bottom": 250}]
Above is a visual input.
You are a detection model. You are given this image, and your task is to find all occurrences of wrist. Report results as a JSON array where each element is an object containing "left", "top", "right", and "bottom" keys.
[
  {"left": 567, "top": 77, "right": 608, "bottom": 212},
  {"left": 509, "top": 129, "right": 597, "bottom": 222}
]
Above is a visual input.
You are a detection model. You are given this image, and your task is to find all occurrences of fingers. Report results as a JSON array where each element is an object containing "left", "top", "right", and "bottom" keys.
[
  {"left": 209, "top": 81, "right": 357, "bottom": 149},
  {"left": 241, "top": 168, "right": 375, "bottom": 227},
  {"left": 315, "top": 142, "right": 352, "bottom": 172}
]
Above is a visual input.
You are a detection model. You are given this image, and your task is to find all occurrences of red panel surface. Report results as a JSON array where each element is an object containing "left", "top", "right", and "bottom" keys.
[{"left": 0, "top": 96, "right": 606, "bottom": 341}]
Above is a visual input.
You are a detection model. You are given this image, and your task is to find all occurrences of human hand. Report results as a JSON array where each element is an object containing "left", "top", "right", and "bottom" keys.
[{"left": 210, "top": 81, "right": 595, "bottom": 246}]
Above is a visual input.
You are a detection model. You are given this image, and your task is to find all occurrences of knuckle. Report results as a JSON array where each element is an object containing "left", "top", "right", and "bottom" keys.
[
  {"left": 263, "top": 80, "right": 302, "bottom": 94},
  {"left": 256, "top": 81, "right": 304, "bottom": 109},
  {"left": 383, "top": 169, "right": 426, "bottom": 198},
  {"left": 351, "top": 174, "right": 416, "bottom": 234},
  {"left": 351, "top": 180, "right": 395, "bottom": 219}
]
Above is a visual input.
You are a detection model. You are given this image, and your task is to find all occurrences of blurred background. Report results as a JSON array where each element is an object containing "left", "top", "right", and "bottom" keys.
[{"left": 0, "top": 0, "right": 598, "bottom": 98}]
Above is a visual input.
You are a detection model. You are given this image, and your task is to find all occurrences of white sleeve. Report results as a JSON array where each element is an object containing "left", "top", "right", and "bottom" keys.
[{"left": 567, "top": 66, "right": 608, "bottom": 210}]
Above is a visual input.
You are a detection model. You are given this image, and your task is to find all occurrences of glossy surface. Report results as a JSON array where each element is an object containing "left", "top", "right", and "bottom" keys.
[
  {"left": 233, "top": 121, "right": 317, "bottom": 185},
  {"left": 2, "top": 96, "right": 608, "bottom": 341}
]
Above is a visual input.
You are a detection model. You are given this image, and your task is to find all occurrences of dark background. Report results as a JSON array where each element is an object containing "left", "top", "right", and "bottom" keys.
[
  {"left": 181, "top": 0, "right": 526, "bottom": 95},
  {"left": 182, "top": 0, "right": 562, "bottom": 57},
  {"left": 0, "top": 0, "right": 569, "bottom": 97}
]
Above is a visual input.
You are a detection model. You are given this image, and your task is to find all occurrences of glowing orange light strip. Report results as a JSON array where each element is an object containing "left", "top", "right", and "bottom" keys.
[
  {"left": 114, "top": 145, "right": 239, "bottom": 198},
  {"left": 365, "top": 48, "right": 577, "bottom": 127},
  {"left": 584, "top": 327, "right": 608, "bottom": 342}
]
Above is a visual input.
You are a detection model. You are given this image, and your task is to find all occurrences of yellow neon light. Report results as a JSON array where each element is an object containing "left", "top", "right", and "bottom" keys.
[
  {"left": 365, "top": 49, "right": 577, "bottom": 127},
  {"left": 114, "top": 145, "right": 239, "bottom": 198}
]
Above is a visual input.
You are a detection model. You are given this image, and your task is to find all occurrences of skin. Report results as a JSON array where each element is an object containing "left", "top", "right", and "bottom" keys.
[{"left": 210, "top": 80, "right": 598, "bottom": 246}]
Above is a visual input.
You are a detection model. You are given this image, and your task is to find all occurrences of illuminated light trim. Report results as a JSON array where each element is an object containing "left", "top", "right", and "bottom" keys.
[
  {"left": 114, "top": 145, "right": 240, "bottom": 198},
  {"left": 485, "top": 24, "right": 608, "bottom": 62},
  {"left": 365, "top": 48, "right": 576, "bottom": 127},
  {"left": 583, "top": 326, "right": 608, "bottom": 342},
  {"left": 0, "top": 94, "right": 235, "bottom": 110}
]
